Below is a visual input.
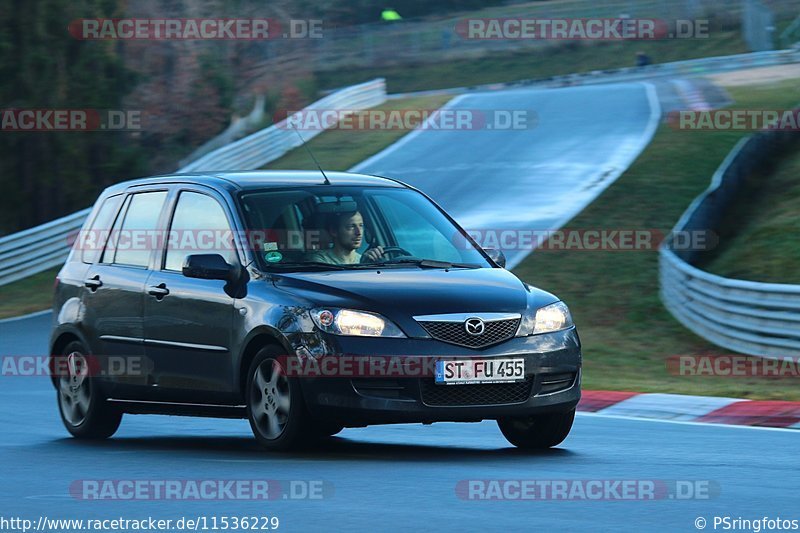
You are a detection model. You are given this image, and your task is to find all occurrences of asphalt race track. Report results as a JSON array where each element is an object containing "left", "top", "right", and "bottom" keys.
[
  {"left": 1, "top": 313, "right": 799, "bottom": 531},
  {"left": 2, "top": 83, "right": 797, "bottom": 532},
  {"left": 352, "top": 82, "right": 660, "bottom": 268}
]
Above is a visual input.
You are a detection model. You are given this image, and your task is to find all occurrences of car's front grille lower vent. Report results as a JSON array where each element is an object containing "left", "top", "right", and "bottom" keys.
[{"left": 420, "top": 377, "right": 534, "bottom": 406}]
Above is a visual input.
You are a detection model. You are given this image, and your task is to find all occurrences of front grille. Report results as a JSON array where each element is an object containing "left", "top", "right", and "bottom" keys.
[
  {"left": 420, "top": 377, "right": 534, "bottom": 407},
  {"left": 419, "top": 318, "right": 520, "bottom": 349}
]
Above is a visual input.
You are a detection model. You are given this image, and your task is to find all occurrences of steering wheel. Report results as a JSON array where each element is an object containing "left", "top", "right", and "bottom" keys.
[{"left": 362, "top": 245, "right": 413, "bottom": 262}]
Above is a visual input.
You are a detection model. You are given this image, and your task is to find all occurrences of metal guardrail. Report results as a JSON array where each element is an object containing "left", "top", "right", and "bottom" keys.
[
  {"left": 178, "top": 95, "right": 267, "bottom": 168},
  {"left": 0, "top": 208, "right": 93, "bottom": 286},
  {"left": 660, "top": 131, "right": 800, "bottom": 357},
  {"left": 180, "top": 78, "right": 386, "bottom": 172},
  {"left": 387, "top": 48, "right": 800, "bottom": 99},
  {"left": 0, "top": 78, "right": 386, "bottom": 286}
]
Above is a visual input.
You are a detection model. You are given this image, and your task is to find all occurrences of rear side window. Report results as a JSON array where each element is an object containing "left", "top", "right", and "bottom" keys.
[
  {"left": 80, "top": 194, "right": 123, "bottom": 264},
  {"left": 107, "top": 191, "right": 168, "bottom": 268}
]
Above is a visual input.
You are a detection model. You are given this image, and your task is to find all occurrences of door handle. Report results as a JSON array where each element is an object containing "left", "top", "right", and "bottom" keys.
[
  {"left": 83, "top": 275, "right": 102, "bottom": 291},
  {"left": 147, "top": 283, "right": 170, "bottom": 299}
]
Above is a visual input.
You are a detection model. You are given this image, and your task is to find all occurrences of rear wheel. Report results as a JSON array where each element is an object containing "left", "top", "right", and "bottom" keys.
[
  {"left": 56, "top": 341, "right": 122, "bottom": 439},
  {"left": 497, "top": 408, "right": 575, "bottom": 449},
  {"left": 246, "top": 346, "right": 314, "bottom": 451}
]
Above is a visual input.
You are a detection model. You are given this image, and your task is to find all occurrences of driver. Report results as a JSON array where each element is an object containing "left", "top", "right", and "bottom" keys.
[{"left": 307, "top": 211, "right": 385, "bottom": 265}]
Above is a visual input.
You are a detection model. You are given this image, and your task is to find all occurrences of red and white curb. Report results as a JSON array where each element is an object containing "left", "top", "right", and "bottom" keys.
[
  {"left": 579, "top": 391, "right": 800, "bottom": 429},
  {"left": 671, "top": 78, "right": 712, "bottom": 111}
]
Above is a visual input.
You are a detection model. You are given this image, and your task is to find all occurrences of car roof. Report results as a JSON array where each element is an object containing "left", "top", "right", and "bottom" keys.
[{"left": 102, "top": 171, "right": 407, "bottom": 196}]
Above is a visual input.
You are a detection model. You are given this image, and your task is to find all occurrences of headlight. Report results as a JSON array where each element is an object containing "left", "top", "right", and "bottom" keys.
[
  {"left": 516, "top": 301, "right": 573, "bottom": 336},
  {"left": 310, "top": 308, "right": 406, "bottom": 337}
]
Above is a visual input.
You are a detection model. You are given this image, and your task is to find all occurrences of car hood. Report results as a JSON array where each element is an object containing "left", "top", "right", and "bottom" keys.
[{"left": 271, "top": 267, "right": 559, "bottom": 333}]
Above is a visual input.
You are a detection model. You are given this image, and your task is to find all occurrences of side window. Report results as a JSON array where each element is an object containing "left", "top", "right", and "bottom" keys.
[
  {"left": 81, "top": 194, "right": 123, "bottom": 264},
  {"left": 164, "top": 191, "right": 239, "bottom": 272},
  {"left": 110, "top": 191, "right": 168, "bottom": 268}
]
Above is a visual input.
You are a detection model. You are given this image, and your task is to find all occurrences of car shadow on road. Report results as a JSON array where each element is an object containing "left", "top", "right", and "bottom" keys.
[{"left": 50, "top": 434, "right": 578, "bottom": 463}]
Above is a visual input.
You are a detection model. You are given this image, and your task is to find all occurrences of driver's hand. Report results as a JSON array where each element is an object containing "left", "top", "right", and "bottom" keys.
[{"left": 362, "top": 246, "right": 384, "bottom": 263}]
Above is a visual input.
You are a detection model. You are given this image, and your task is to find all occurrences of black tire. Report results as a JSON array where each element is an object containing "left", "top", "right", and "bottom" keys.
[
  {"left": 246, "top": 345, "right": 314, "bottom": 451},
  {"left": 56, "top": 341, "right": 122, "bottom": 440},
  {"left": 497, "top": 408, "right": 575, "bottom": 449}
]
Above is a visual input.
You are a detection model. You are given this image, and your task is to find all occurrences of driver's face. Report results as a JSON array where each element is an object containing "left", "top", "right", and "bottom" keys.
[{"left": 333, "top": 212, "right": 364, "bottom": 251}]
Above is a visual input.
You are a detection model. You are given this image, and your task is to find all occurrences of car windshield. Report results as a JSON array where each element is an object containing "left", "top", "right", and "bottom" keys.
[{"left": 238, "top": 186, "right": 491, "bottom": 271}]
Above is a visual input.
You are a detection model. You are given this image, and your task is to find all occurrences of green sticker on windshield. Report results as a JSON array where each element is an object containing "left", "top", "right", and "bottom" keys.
[{"left": 264, "top": 251, "right": 283, "bottom": 263}]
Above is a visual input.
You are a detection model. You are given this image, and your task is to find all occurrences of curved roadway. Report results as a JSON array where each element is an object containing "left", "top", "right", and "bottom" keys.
[{"left": 352, "top": 82, "right": 660, "bottom": 268}]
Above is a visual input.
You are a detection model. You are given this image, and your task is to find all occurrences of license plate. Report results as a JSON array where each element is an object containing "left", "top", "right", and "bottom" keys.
[{"left": 434, "top": 358, "right": 525, "bottom": 385}]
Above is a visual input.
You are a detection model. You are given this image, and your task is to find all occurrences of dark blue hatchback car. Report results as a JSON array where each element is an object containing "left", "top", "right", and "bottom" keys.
[{"left": 50, "top": 171, "right": 581, "bottom": 450}]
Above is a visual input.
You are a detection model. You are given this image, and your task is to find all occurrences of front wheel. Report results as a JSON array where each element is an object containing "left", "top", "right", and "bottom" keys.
[
  {"left": 497, "top": 408, "right": 575, "bottom": 449},
  {"left": 56, "top": 341, "right": 122, "bottom": 439},
  {"left": 246, "top": 346, "right": 314, "bottom": 451}
]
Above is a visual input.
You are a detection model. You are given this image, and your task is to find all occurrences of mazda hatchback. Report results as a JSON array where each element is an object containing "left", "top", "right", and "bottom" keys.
[{"left": 50, "top": 171, "right": 581, "bottom": 450}]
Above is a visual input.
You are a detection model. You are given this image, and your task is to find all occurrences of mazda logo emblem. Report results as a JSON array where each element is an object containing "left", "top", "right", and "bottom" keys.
[{"left": 464, "top": 317, "right": 485, "bottom": 336}]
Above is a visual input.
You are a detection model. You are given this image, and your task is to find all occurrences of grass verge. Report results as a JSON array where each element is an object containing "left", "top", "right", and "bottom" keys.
[
  {"left": 699, "top": 147, "right": 800, "bottom": 284},
  {"left": 0, "top": 267, "right": 57, "bottom": 319},
  {"left": 511, "top": 79, "right": 800, "bottom": 400}
]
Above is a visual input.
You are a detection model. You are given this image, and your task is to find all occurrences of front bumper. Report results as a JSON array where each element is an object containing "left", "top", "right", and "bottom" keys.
[{"left": 293, "top": 327, "right": 582, "bottom": 426}]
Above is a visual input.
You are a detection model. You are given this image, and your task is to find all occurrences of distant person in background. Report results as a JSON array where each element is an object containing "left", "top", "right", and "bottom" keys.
[
  {"left": 381, "top": 8, "right": 402, "bottom": 23},
  {"left": 636, "top": 51, "right": 652, "bottom": 67},
  {"left": 441, "top": 28, "right": 451, "bottom": 50}
]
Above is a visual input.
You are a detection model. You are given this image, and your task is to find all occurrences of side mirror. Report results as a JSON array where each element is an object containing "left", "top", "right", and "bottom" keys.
[
  {"left": 182, "top": 254, "right": 236, "bottom": 281},
  {"left": 484, "top": 248, "right": 507, "bottom": 269}
]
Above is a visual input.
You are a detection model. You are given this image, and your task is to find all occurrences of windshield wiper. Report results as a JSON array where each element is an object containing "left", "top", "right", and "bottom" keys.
[
  {"left": 265, "top": 261, "right": 348, "bottom": 271},
  {"left": 266, "top": 259, "right": 481, "bottom": 271},
  {"left": 366, "top": 258, "right": 481, "bottom": 269}
]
